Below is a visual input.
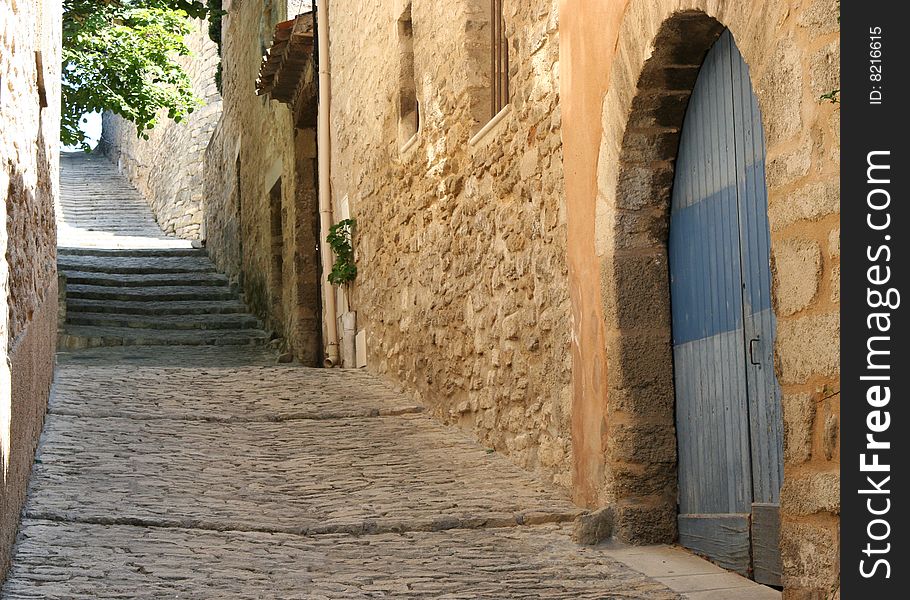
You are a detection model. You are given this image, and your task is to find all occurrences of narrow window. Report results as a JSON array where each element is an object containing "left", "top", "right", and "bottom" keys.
[
  {"left": 398, "top": 4, "right": 419, "bottom": 147},
  {"left": 466, "top": 0, "right": 510, "bottom": 135},
  {"left": 269, "top": 179, "right": 284, "bottom": 309},
  {"left": 235, "top": 154, "right": 244, "bottom": 285},
  {"left": 489, "top": 0, "right": 509, "bottom": 118}
]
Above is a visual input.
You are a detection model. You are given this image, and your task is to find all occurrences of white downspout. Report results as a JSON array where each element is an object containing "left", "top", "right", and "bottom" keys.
[{"left": 316, "top": 0, "right": 339, "bottom": 367}]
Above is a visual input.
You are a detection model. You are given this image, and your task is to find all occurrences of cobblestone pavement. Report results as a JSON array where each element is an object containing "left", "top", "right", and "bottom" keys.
[{"left": 2, "top": 347, "right": 682, "bottom": 599}]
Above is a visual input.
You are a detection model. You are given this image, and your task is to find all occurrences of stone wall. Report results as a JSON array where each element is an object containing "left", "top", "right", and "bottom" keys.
[
  {"left": 0, "top": 0, "right": 61, "bottom": 576},
  {"left": 561, "top": 0, "right": 839, "bottom": 597},
  {"left": 204, "top": 1, "right": 322, "bottom": 365},
  {"left": 99, "top": 19, "right": 222, "bottom": 240},
  {"left": 196, "top": 0, "right": 837, "bottom": 594},
  {"left": 329, "top": 0, "right": 572, "bottom": 489}
]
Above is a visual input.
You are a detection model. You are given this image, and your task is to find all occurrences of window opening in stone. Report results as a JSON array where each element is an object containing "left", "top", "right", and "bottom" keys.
[
  {"left": 235, "top": 154, "right": 244, "bottom": 285},
  {"left": 489, "top": 0, "right": 509, "bottom": 118},
  {"left": 398, "top": 4, "right": 419, "bottom": 148},
  {"left": 269, "top": 178, "right": 284, "bottom": 309}
]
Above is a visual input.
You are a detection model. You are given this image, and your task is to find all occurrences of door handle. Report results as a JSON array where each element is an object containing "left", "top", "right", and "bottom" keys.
[{"left": 749, "top": 337, "right": 761, "bottom": 366}]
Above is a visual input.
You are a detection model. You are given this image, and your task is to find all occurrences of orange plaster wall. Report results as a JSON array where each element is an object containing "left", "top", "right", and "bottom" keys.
[{"left": 559, "top": 0, "right": 630, "bottom": 507}]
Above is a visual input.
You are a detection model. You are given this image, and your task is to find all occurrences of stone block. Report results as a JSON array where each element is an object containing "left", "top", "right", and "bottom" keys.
[
  {"left": 782, "top": 392, "right": 815, "bottom": 464},
  {"left": 828, "top": 227, "right": 840, "bottom": 258},
  {"left": 776, "top": 313, "right": 839, "bottom": 384},
  {"left": 608, "top": 383, "right": 675, "bottom": 420},
  {"left": 757, "top": 37, "right": 804, "bottom": 145},
  {"left": 614, "top": 162, "right": 675, "bottom": 211},
  {"left": 636, "top": 65, "right": 701, "bottom": 92},
  {"left": 772, "top": 238, "right": 821, "bottom": 316},
  {"left": 797, "top": 0, "right": 841, "bottom": 36},
  {"left": 612, "top": 499, "right": 677, "bottom": 545},
  {"left": 605, "top": 330, "right": 674, "bottom": 390},
  {"left": 600, "top": 251, "right": 672, "bottom": 329},
  {"left": 823, "top": 412, "right": 839, "bottom": 461},
  {"left": 610, "top": 461, "right": 677, "bottom": 498},
  {"left": 829, "top": 263, "right": 840, "bottom": 304},
  {"left": 573, "top": 506, "right": 614, "bottom": 545},
  {"left": 608, "top": 422, "right": 677, "bottom": 465},
  {"left": 627, "top": 90, "right": 691, "bottom": 129},
  {"left": 621, "top": 129, "right": 680, "bottom": 164},
  {"left": 766, "top": 147, "right": 811, "bottom": 189},
  {"left": 768, "top": 179, "right": 839, "bottom": 231},
  {"left": 809, "top": 41, "right": 840, "bottom": 98},
  {"left": 780, "top": 520, "right": 839, "bottom": 593},
  {"left": 781, "top": 470, "right": 839, "bottom": 516}
]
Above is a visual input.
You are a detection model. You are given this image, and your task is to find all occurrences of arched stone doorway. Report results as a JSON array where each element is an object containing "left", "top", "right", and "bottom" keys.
[
  {"left": 589, "top": 4, "right": 840, "bottom": 593},
  {"left": 668, "top": 27, "right": 782, "bottom": 584}
]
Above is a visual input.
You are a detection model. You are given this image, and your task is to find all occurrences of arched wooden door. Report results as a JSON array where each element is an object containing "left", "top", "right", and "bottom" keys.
[{"left": 669, "top": 29, "right": 783, "bottom": 585}]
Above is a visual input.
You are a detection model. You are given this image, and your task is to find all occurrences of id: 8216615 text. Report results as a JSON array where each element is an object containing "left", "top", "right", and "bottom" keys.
[{"left": 869, "top": 27, "right": 883, "bottom": 105}]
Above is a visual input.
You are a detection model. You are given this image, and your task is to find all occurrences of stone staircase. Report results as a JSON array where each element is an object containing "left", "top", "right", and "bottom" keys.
[{"left": 57, "top": 153, "right": 269, "bottom": 350}]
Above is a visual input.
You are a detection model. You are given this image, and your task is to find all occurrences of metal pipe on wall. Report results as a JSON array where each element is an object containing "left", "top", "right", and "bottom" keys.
[{"left": 315, "top": 0, "right": 339, "bottom": 368}]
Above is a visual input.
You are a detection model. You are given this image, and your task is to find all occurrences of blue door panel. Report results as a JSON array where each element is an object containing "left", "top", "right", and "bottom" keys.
[
  {"left": 670, "top": 30, "right": 752, "bottom": 516},
  {"left": 730, "top": 48, "right": 784, "bottom": 504},
  {"left": 670, "top": 29, "right": 784, "bottom": 535}
]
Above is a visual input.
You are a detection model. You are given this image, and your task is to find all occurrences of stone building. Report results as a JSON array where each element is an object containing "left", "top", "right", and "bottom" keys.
[
  {"left": 203, "top": 0, "right": 322, "bottom": 365},
  {"left": 104, "top": 0, "right": 840, "bottom": 596},
  {"left": 0, "top": 0, "right": 61, "bottom": 575},
  {"left": 99, "top": 19, "right": 222, "bottom": 240},
  {"left": 561, "top": 2, "right": 839, "bottom": 596}
]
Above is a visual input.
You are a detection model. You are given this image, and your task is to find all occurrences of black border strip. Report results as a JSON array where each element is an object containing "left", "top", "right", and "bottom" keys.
[{"left": 842, "top": 1, "right": 909, "bottom": 596}]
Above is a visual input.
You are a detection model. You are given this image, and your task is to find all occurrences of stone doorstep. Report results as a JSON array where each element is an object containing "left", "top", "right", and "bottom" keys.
[
  {"left": 57, "top": 329, "right": 269, "bottom": 350},
  {"left": 599, "top": 540, "right": 782, "bottom": 599},
  {"left": 48, "top": 404, "right": 426, "bottom": 423},
  {"left": 21, "top": 507, "right": 586, "bottom": 540}
]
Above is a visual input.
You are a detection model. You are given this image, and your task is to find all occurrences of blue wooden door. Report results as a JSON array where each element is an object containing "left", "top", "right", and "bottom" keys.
[{"left": 669, "top": 30, "right": 783, "bottom": 584}]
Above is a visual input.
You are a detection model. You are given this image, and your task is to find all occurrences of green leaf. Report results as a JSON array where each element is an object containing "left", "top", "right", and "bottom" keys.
[
  {"left": 62, "top": 0, "right": 209, "bottom": 149},
  {"left": 327, "top": 219, "right": 358, "bottom": 286}
]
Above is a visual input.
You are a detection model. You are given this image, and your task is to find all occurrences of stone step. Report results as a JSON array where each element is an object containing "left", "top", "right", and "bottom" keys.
[
  {"left": 66, "top": 312, "right": 261, "bottom": 331},
  {"left": 62, "top": 270, "right": 230, "bottom": 288},
  {"left": 58, "top": 256, "right": 217, "bottom": 275},
  {"left": 59, "top": 326, "right": 270, "bottom": 349},
  {"left": 66, "top": 298, "right": 251, "bottom": 316},
  {"left": 58, "top": 247, "right": 205, "bottom": 259},
  {"left": 66, "top": 284, "right": 237, "bottom": 302}
]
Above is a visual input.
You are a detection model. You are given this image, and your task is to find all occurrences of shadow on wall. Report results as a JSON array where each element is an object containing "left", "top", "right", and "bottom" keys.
[{"left": 0, "top": 121, "right": 58, "bottom": 577}]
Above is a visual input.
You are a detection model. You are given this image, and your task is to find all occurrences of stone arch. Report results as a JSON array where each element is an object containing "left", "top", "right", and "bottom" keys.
[{"left": 592, "top": 7, "right": 840, "bottom": 589}]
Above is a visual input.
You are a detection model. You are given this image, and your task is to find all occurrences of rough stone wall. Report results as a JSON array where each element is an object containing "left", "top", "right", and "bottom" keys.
[
  {"left": 99, "top": 19, "right": 221, "bottom": 240},
  {"left": 198, "top": 0, "right": 836, "bottom": 594},
  {"left": 580, "top": 1, "right": 839, "bottom": 597},
  {"left": 329, "top": 0, "right": 571, "bottom": 490},
  {"left": 204, "top": 0, "right": 322, "bottom": 365},
  {"left": 204, "top": 120, "right": 243, "bottom": 282},
  {"left": 0, "top": 0, "right": 61, "bottom": 576}
]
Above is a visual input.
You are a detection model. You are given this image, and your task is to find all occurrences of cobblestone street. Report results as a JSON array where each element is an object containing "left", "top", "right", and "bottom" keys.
[
  {"left": 0, "top": 156, "right": 780, "bottom": 599},
  {"left": 0, "top": 0, "right": 843, "bottom": 595},
  {"left": 3, "top": 348, "right": 683, "bottom": 599}
]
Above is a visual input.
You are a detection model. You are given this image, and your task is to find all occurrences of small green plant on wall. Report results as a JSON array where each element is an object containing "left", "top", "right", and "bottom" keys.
[
  {"left": 327, "top": 219, "right": 357, "bottom": 285},
  {"left": 820, "top": 89, "right": 840, "bottom": 104}
]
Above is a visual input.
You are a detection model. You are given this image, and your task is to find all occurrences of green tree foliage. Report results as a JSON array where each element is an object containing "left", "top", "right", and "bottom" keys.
[
  {"left": 206, "top": 0, "right": 225, "bottom": 93},
  {"left": 62, "top": 1, "right": 210, "bottom": 150}
]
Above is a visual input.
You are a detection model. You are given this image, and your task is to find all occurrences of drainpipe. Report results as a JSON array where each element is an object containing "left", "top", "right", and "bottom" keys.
[{"left": 316, "top": 0, "right": 339, "bottom": 368}]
